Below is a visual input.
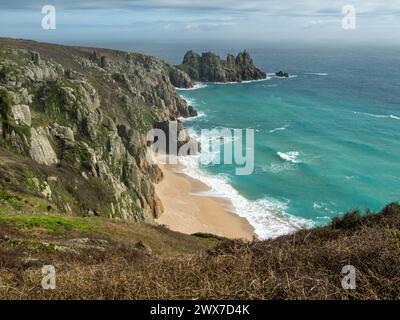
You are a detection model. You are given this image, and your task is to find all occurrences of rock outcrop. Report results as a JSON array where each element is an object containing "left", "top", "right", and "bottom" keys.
[
  {"left": 169, "top": 67, "right": 194, "bottom": 88},
  {"left": 29, "top": 127, "right": 59, "bottom": 166},
  {"left": 0, "top": 38, "right": 199, "bottom": 223},
  {"left": 178, "top": 50, "right": 266, "bottom": 83},
  {"left": 275, "top": 71, "right": 289, "bottom": 78}
]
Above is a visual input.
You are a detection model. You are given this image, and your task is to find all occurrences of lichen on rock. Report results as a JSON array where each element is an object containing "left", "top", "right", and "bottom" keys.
[{"left": 0, "top": 39, "right": 200, "bottom": 223}]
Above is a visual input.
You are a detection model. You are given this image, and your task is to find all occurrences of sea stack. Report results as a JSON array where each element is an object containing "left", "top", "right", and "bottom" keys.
[{"left": 177, "top": 50, "right": 266, "bottom": 83}]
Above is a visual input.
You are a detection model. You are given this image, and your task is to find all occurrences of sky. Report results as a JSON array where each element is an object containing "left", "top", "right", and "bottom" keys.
[{"left": 0, "top": 0, "right": 399, "bottom": 48}]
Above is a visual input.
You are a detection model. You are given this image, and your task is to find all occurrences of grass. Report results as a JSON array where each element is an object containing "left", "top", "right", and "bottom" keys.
[
  {"left": 0, "top": 203, "right": 399, "bottom": 299},
  {"left": 23, "top": 170, "right": 37, "bottom": 189},
  {"left": 0, "top": 189, "right": 21, "bottom": 206},
  {"left": 0, "top": 214, "right": 103, "bottom": 234},
  {"left": 0, "top": 38, "right": 399, "bottom": 300}
]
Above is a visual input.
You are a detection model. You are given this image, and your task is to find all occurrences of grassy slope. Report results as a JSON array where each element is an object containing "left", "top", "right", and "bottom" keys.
[
  {"left": 0, "top": 144, "right": 399, "bottom": 299},
  {"left": 0, "top": 38, "right": 399, "bottom": 300},
  {"left": 1, "top": 181, "right": 399, "bottom": 299}
]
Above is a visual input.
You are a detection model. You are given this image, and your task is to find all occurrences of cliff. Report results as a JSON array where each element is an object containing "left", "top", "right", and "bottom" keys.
[
  {"left": 0, "top": 38, "right": 197, "bottom": 223},
  {"left": 177, "top": 50, "right": 266, "bottom": 83}
]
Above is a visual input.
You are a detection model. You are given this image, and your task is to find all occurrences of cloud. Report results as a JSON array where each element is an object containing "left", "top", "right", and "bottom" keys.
[
  {"left": 2, "top": 0, "right": 399, "bottom": 17},
  {"left": 0, "top": 0, "right": 399, "bottom": 43}
]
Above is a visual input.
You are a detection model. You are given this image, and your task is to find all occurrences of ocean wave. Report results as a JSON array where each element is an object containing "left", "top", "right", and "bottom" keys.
[
  {"left": 257, "top": 163, "right": 294, "bottom": 174},
  {"left": 353, "top": 111, "right": 400, "bottom": 120},
  {"left": 178, "top": 112, "right": 206, "bottom": 122},
  {"left": 305, "top": 72, "right": 328, "bottom": 76},
  {"left": 176, "top": 89, "right": 312, "bottom": 238},
  {"left": 179, "top": 95, "right": 196, "bottom": 106},
  {"left": 176, "top": 83, "right": 208, "bottom": 91},
  {"left": 268, "top": 73, "right": 298, "bottom": 79},
  {"left": 177, "top": 154, "right": 313, "bottom": 239},
  {"left": 277, "top": 151, "right": 301, "bottom": 164},
  {"left": 269, "top": 124, "right": 289, "bottom": 133},
  {"left": 210, "top": 77, "right": 269, "bottom": 85}
]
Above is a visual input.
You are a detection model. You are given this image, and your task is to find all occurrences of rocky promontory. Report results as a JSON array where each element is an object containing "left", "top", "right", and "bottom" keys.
[
  {"left": 0, "top": 38, "right": 198, "bottom": 223},
  {"left": 177, "top": 50, "right": 266, "bottom": 84}
]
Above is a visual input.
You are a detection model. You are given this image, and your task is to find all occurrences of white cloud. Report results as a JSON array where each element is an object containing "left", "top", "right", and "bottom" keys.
[{"left": 0, "top": 0, "right": 399, "bottom": 43}]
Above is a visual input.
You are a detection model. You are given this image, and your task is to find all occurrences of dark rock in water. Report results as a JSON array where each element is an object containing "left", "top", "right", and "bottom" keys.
[
  {"left": 275, "top": 71, "right": 289, "bottom": 78},
  {"left": 188, "top": 105, "right": 198, "bottom": 117},
  {"left": 178, "top": 50, "right": 266, "bottom": 83}
]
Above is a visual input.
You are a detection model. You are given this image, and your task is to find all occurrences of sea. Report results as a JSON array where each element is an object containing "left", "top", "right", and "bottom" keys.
[{"left": 132, "top": 42, "right": 400, "bottom": 239}]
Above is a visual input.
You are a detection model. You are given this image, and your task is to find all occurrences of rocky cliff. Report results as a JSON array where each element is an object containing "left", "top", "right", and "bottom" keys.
[
  {"left": 0, "top": 38, "right": 197, "bottom": 223},
  {"left": 177, "top": 50, "right": 266, "bottom": 83}
]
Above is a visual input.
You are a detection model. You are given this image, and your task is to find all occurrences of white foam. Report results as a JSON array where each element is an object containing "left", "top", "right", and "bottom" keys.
[
  {"left": 176, "top": 84, "right": 313, "bottom": 239},
  {"left": 176, "top": 83, "right": 208, "bottom": 91},
  {"left": 277, "top": 151, "right": 301, "bottom": 164},
  {"left": 210, "top": 77, "right": 269, "bottom": 85},
  {"left": 269, "top": 124, "right": 289, "bottom": 133},
  {"left": 258, "top": 163, "right": 294, "bottom": 174},
  {"left": 177, "top": 154, "right": 313, "bottom": 239},
  {"left": 305, "top": 72, "right": 328, "bottom": 76},
  {"left": 313, "top": 202, "right": 323, "bottom": 209},
  {"left": 353, "top": 111, "right": 400, "bottom": 121},
  {"left": 178, "top": 111, "right": 206, "bottom": 122},
  {"left": 269, "top": 73, "right": 298, "bottom": 79}
]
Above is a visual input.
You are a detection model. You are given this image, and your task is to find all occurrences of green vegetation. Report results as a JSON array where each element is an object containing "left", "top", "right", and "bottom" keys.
[
  {"left": 23, "top": 170, "right": 48, "bottom": 193},
  {"left": 0, "top": 86, "right": 13, "bottom": 116},
  {"left": 0, "top": 213, "right": 102, "bottom": 234},
  {"left": 0, "top": 39, "right": 398, "bottom": 300},
  {"left": 97, "top": 124, "right": 109, "bottom": 139},
  {"left": 0, "top": 203, "right": 399, "bottom": 299},
  {"left": 23, "top": 170, "right": 36, "bottom": 188},
  {"left": 40, "top": 83, "right": 65, "bottom": 120},
  {"left": 62, "top": 143, "right": 92, "bottom": 170},
  {"left": 0, "top": 189, "right": 21, "bottom": 206}
]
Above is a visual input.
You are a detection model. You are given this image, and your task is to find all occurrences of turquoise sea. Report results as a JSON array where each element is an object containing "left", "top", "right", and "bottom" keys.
[{"left": 151, "top": 44, "right": 400, "bottom": 238}]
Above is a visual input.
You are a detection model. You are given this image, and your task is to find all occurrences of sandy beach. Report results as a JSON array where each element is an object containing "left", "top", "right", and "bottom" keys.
[{"left": 155, "top": 163, "right": 255, "bottom": 241}]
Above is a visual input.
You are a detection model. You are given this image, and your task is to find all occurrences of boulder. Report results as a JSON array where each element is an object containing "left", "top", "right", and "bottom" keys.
[
  {"left": 275, "top": 71, "right": 289, "bottom": 78},
  {"left": 11, "top": 104, "right": 31, "bottom": 126},
  {"left": 29, "top": 127, "right": 59, "bottom": 166},
  {"left": 169, "top": 67, "right": 194, "bottom": 88}
]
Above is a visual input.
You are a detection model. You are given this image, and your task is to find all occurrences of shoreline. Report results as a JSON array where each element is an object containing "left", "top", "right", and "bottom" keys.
[
  {"left": 155, "top": 162, "right": 256, "bottom": 241},
  {"left": 176, "top": 77, "right": 269, "bottom": 91}
]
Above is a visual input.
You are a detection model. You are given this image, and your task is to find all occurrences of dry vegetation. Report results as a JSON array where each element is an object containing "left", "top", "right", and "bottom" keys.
[
  {"left": 0, "top": 194, "right": 399, "bottom": 299},
  {"left": 1, "top": 38, "right": 398, "bottom": 300}
]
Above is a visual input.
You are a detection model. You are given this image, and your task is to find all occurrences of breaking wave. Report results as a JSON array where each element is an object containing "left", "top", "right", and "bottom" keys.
[{"left": 277, "top": 151, "right": 301, "bottom": 164}]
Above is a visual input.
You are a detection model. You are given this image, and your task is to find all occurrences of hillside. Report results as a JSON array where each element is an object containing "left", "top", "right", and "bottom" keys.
[
  {"left": 0, "top": 38, "right": 199, "bottom": 224},
  {"left": 0, "top": 39, "right": 399, "bottom": 300},
  {"left": 0, "top": 185, "right": 399, "bottom": 299}
]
